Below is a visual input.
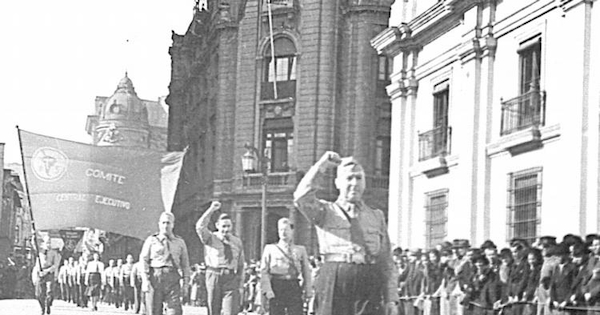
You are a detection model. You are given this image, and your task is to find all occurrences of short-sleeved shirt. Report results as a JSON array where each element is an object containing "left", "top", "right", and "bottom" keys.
[
  {"left": 140, "top": 233, "right": 191, "bottom": 285},
  {"left": 196, "top": 216, "right": 244, "bottom": 272}
]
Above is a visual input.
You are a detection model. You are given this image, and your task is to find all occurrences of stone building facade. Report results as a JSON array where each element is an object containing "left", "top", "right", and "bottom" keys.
[
  {"left": 373, "top": 0, "right": 600, "bottom": 249},
  {"left": 167, "top": 0, "right": 394, "bottom": 261}
]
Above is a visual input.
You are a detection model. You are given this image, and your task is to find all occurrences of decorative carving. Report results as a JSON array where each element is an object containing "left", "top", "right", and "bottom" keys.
[{"left": 100, "top": 124, "right": 125, "bottom": 144}]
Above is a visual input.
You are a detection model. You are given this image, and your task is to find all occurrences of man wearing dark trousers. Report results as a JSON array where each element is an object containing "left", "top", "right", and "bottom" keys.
[
  {"left": 294, "top": 152, "right": 399, "bottom": 315},
  {"left": 140, "top": 211, "right": 191, "bottom": 315},
  {"left": 260, "top": 218, "right": 312, "bottom": 315},
  {"left": 196, "top": 201, "right": 245, "bottom": 315},
  {"left": 31, "top": 235, "right": 61, "bottom": 315}
]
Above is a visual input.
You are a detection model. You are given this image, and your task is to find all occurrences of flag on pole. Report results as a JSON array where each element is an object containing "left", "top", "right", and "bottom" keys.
[{"left": 18, "top": 129, "right": 185, "bottom": 240}]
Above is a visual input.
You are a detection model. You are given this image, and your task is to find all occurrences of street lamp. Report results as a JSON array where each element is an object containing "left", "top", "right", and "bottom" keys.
[{"left": 241, "top": 143, "right": 269, "bottom": 255}]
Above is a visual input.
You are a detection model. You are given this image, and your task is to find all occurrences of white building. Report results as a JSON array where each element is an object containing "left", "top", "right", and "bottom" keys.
[{"left": 372, "top": 0, "right": 600, "bottom": 249}]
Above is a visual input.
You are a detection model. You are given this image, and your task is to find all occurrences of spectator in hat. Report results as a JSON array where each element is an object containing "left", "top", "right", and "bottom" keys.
[
  {"left": 523, "top": 248, "right": 543, "bottom": 315},
  {"left": 582, "top": 266, "right": 600, "bottom": 307},
  {"left": 449, "top": 239, "right": 470, "bottom": 315},
  {"left": 468, "top": 256, "right": 500, "bottom": 315},
  {"left": 538, "top": 243, "right": 561, "bottom": 315},
  {"left": 569, "top": 243, "right": 591, "bottom": 314},
  {"left": 505, "top": 239, "right": 531, "bottom": 315},
  {"left": 549, "top": 243, "right": 577, "bottom": 315},
  {"left": 401, "top": 249, "right": 424, "bottom": 315},
  {"left": 424, "top": 249, "right": 444, "bottom": 315},
  {"left": 498, "top": 248, "right": 513, "bottom": 304},
  {"left": 481, "top": 241, "right": 501, "bottom": 276},
  {"left": 438, "top": 248, "right": 456, "bottom": 315}
]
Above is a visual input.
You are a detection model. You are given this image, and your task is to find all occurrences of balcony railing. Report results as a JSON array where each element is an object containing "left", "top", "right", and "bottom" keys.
[
  {"left": 501, "top": 89, "right": 546, "bottom": 136},
  {"left": 242, "top": 171, "right": 297, "bottom": 188},
  {"left": 262, "top": 0, "right": 294, "bottom": 11},
  {"left": 418, "top": 126, "right": 452, "bottom": 162},
  {"left": 261, "top": 80, "right": 296, "bottom": 100}
]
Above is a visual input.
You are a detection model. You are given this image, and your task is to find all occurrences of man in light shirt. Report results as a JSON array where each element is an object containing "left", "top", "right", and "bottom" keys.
[
  {"left": 196, "top": 201, "right": 245, "bottom": 315},
  {"left": 260, "top": 218, "right": 312, "bottom": 315},
  {"left": 140, "top": 211, "right": 191, "bottom": 315},
  {"left": 32, "top": 235, "right": 61, "bottom": 315}
]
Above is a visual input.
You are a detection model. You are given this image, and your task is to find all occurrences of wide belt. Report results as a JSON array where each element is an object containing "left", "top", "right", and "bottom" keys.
[
  {"left": 207, "top": 266, "right": 235, "bottom": 275},
  {"left": 151, "top": 266, "right": 177, "bottom": 273},
  {"left": 323, "top": 252, "right": 376, "bottom": 264},
  {"left": 270, "top": 274, "right": 299, "bottom": 281}
]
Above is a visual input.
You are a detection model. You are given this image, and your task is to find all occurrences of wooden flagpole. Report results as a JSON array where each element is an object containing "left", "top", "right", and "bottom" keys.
[{"left": 15, "top": 126, "right": 43, "bottom": 272}]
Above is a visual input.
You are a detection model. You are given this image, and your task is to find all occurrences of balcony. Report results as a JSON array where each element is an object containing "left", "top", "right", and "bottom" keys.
[
  {"left": 241, "top": 171, "right": 298, "bottom": 190},
  {"left": 417, "top": 126, "right": 452, "bottom": 177},
  {"left": 419, "top": 126, "right": 452, "bottom": 162},
  {"left": 496, "top": 89, "right": 546, "bottom": 155},
  {"left": 262, "top": 0, "right": 294, "bottom": 11},
  {"left": 261, "top": 80, "right": 296, "bottom": 100},
  {"left": 501, "top": 89, "right": 546, "bottom": 136}
]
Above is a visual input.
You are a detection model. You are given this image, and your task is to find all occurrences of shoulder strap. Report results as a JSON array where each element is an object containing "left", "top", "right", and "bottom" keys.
[{"left": 274, "top": 244, "right": 300, "bottom": 276}]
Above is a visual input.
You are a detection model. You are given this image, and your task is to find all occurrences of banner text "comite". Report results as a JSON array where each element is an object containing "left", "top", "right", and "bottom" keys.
[{"left": 85, "top": 169, "right": 126, "bottom": 185}]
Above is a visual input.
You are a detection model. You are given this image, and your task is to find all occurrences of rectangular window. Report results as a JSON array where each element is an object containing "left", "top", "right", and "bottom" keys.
[
  {"left": 425, "top": 189, "right": 448, "bottom": 249},
  {"left": 519, "top": 37, "right": 541, "bottom": 94},
  {"left": 507, "top": 167, "right": 542, "bottom": 244},
  {"left": 266, "top": 56, "right": 296, "bottom": 82},
  {"left": 377, "top": 55, "right": 393, "bottom": 81},
  {"left": 375, "top": 136, "right": 391, "bottom": 176},
  {"left": 263, "top": 118, "right": 294, "bottom": 172},
  {"left": 418, "top": 82, "right": 450, "bottom": 161}
]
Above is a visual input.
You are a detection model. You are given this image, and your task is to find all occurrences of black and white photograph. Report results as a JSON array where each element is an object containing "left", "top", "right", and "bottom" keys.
[{"left": 1, "top": 1, "right": 600, "bottom": 315}]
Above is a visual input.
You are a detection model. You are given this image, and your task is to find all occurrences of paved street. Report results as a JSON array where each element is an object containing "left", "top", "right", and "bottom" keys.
[{"left": 0, "top": 299, "right": 212, "bottom": 315}]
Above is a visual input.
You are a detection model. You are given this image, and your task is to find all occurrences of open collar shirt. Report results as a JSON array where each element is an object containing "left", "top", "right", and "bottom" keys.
[
  {"left": 293, "top": 162, "right": 399, "bottom": 304},
  {"left": 260, "top": 240, "right": 312, "bottom": 297},
  {"left": 140, "top": 232, "right": 191, "bottom": 286},
  {"left": 196, "top": 212, "right": 245, "bottom": 273}
]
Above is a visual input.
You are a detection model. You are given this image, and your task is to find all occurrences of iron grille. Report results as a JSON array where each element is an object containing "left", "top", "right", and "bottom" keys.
[
  {"left": 500, "top": 90, "right": 546, "bottom": 136},
  {"left": 418, "top": 126, "right": 452, "bottom": 161},
  {"left": 506, "top": 167, "right": 542, "bottom": 244}
]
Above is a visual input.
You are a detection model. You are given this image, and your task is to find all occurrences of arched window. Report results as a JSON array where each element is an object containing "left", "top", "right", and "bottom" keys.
[{"left": 261, "top": 37, "right": 297, "bottom": 100}]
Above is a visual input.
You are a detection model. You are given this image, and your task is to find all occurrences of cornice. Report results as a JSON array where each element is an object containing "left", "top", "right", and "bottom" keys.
[{"left": 371, "top": 24, "right": 418, "bottom": 57}]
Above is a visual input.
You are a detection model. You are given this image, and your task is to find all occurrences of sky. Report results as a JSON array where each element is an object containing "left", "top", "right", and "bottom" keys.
[
  {"left": 0, "top": 0, "right": 195, "bottom": 165},
  {"left": 0, "top": 1, "right": 402, "bottom": 166}
]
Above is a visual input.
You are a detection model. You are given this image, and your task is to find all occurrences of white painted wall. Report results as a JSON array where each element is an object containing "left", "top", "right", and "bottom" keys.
[{"left": 385, "top": 0, "right": 600, "bottom": 249}]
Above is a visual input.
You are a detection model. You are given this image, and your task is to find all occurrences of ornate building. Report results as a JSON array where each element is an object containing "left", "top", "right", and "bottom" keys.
[
  {"left": 86, "top": 73, "right": 168, "bottom": 150},
  {"left": 167, "top": 0, "right": 394, "bottom": 261},
  {"left": 85, "top": 73, "right": 169, "bottom": 259},
  {"left": 373, "top": 0, "right": 600, "bottom": 249}
]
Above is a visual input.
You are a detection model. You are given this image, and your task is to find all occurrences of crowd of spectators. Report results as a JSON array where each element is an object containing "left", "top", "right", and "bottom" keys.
[{"left": 394, "top": 234, "right": 600, "bottom": 315}]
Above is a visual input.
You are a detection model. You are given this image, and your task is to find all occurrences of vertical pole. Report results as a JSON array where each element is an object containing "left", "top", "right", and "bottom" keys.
[
  {"left": 15, "top": 126, "right": 42, "bottom": 270},
  {"left": 260, "top": 168, "right": 268, "bottom": 255},
  {"left": 267, "top": 0, "right": 278, "bottom": 99}
]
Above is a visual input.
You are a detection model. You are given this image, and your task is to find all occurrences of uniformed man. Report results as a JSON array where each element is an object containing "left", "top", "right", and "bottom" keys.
[
  {"left": 120, "top": 254, "right": 135, "bottom": 311},
  {"left": 130, "top": 259, "right": 146, "bottom": 314},
  {"left": 260, "top": 218, "right": 312, "bottom": 315},
  {"left": 31, "top": 235, "right": 61, "bottom": 315},
  {"left": 58, "top": 260, "right": 70, "bottom": 301},
  {"left": 103, "top": 259, "right": 116, "bottom": 305},
  {"left": 196, "top": 201, "right": 245, "bottom": 315},
  {"left": 294, "top": 151, "right": 399, "bottom": 315},
  {"left": 140, "top": 211, "right": 191, "bottom": 315}
]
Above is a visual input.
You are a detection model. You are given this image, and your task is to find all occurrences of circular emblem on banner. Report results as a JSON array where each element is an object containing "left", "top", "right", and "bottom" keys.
[{"left": 31, "top": 147, "right": 69, "bottom": 182}]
